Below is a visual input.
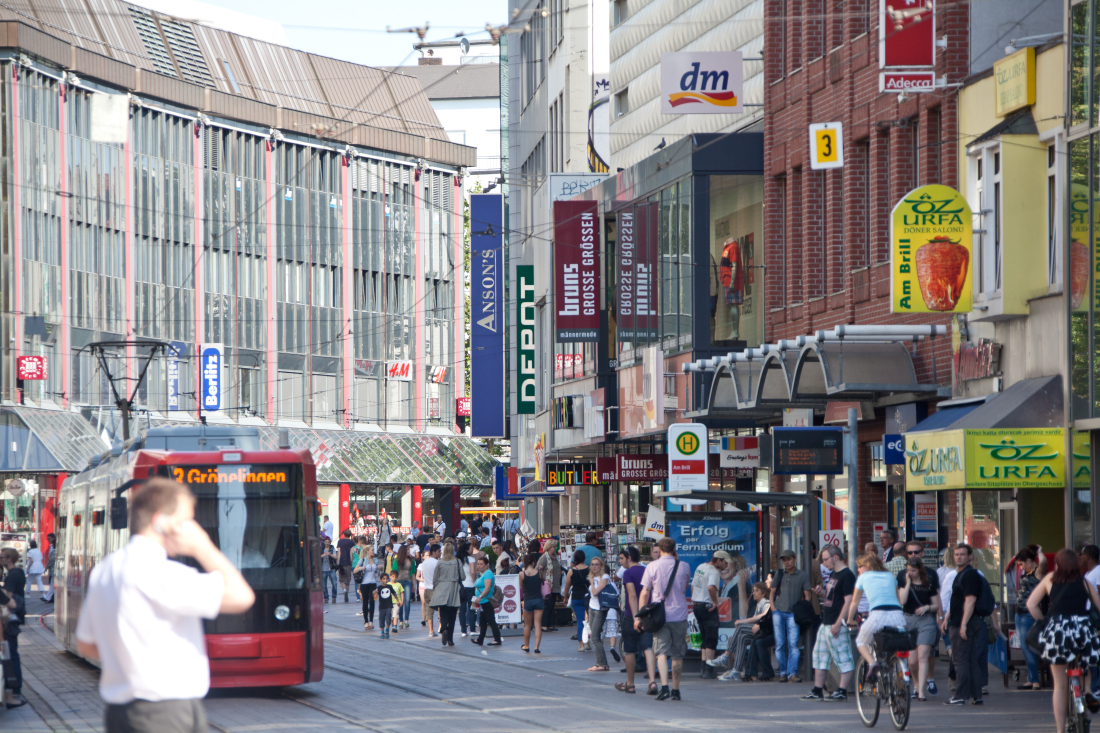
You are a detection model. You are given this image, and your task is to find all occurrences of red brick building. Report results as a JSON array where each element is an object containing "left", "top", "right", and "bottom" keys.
[{"left": 762, "top": 0, "right": 970, "bottom": 550}]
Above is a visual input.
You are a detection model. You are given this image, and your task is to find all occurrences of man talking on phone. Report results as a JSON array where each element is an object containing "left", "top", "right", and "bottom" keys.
[{"left": 75, "top": 477, "right": 255, "bottom": 733}]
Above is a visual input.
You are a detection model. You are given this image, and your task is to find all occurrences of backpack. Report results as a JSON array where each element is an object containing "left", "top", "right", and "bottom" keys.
[{"left": 956, "top": 566, "right": 996, "bottom": 617}]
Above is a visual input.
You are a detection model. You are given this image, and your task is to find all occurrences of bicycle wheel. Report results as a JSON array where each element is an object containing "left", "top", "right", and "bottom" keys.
[
  {"left": 856, "top": 657, "right": 881, "bottom": 728},
  {"left": 1067, "top": 677, "right": 1088, "bottom": 733},
  {"left": 888, "top": 655, "right": 911, "bottom": 730}
]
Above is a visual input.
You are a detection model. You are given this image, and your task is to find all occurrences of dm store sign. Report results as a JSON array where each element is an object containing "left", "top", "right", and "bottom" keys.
[
  {"left": 660, "top": 52, "right": 743, "bottom": 115},
  {"left": 201, "top": 343, "right": 223, "bottom": 413}
]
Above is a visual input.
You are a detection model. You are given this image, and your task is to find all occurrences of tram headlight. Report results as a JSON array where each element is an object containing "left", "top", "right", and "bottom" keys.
[{"left": 274, "top": 605, "right": 290, "bottom": 621}]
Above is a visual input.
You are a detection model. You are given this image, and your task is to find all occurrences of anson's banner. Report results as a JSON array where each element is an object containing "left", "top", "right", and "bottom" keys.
[
  {"left": 890, "top": 184, "right": 973, "bottom": 314},
  {"left": 470, "top": 194, "right": 505, "bottom": 437},
  {"left": 554, "top": 200, "right": 600, "bottom": 342}
]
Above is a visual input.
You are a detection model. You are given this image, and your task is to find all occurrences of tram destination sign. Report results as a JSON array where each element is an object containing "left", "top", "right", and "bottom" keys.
[{"left": 772, "top": 428, "right": 845, "bottom": 475}]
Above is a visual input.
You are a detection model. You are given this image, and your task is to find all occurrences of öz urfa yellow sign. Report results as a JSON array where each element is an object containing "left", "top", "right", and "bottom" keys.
[{"left": 891, "top": 184, "right": 973, "bottom": 313}]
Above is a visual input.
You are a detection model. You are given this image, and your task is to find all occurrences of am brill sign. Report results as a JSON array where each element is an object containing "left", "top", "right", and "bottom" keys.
[{"left": 904, "top": 428, "right": 1071, "bottom": 491}]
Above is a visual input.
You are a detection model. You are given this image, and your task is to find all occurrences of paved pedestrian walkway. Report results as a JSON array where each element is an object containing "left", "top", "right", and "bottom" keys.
[{"left": 0, "top": 592, "right": 1062, "bottom": 732}]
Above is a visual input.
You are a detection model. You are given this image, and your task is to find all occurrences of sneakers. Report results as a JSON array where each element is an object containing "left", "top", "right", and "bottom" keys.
[
  {"left": 461, "top": 632, "right": 468, "bottom": 637},
  {"left": 789, "top": 675, "right": 803, "bottom": 683},
  {"left": 944, "top": 698, "right": 966, "bottom": 705},
  {"left": 778, "top": 676, "right": 789, "bottom": 683},
  {"left": 707, "top": 654, "right": 730, "bottom": 668},
  {"left": 718, "top": 670, "right": 738, "bottom": 681},
  {"left": 826, "top": 690, "right": 848, "bottom": 702},
  {"left": 356, "top": 612, "right": 364, "bottom": 616},
  {"left": 801, "top": 689, "right": 825, "bottom": 701},
  {"left": 656, "top": 686, "right": 671, "bottom": 701},
  {"left": 670, "top": 689, "right": 681, "bottom": 701},
  {"left": 927, "top": 679, "right": 938, "bottom": 696}
]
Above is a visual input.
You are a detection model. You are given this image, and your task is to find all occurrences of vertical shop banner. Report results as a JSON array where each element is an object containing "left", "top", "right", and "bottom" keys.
[
  {"left": 666, "top": 513, "right": 760, "bottom": 649},
  {"left": 516, "top": 265, "right": 536, "bottom": 414},
  {"left": 618, "top": 210, "right": 636, "bottom": 339},
  {"left": 635, "top": 202, "right": 660, "bottom": 341},
  {"left": 891, "top": 184, "right": 973, "bottom": 314},
  {"left": 200, "top": 343, "right": 223, "bottom": 414},
  {"left": 643, "top": 504, "right": 666, "bottom": 540},
  {"left": 167, "top": 357, "right": 180, "bottom": 411},
  {"left": 470, "top": 194, "right": 505, "bottom": 437},
  {"left": 553, "top": 200, "right": 600, "bottom": 342},
  {"left": 880, "top": 0, "right": 935, "bottom": 68}
]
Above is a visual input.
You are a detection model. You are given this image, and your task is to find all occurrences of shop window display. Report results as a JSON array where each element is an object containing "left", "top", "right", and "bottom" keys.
[{"left": 709, "top": 176, "right": 764, "bottom": 347}]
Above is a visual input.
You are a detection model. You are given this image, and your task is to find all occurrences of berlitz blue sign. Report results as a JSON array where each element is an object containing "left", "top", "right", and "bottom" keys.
[
  {"left": 201, "top": 343, "right": 223, "bottom": 412},
  {"left": 470, "top": 194, "right": 504, "bottom": 438}
]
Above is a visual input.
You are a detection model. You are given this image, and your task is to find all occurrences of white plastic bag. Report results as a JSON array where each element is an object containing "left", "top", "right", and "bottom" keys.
[{"left": 582, "top": 620, "right": 591, "bottom": 644}]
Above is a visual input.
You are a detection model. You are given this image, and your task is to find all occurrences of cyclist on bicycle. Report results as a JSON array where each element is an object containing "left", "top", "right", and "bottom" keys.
[
  {"left": 1027, "top": 548, "right": 1100, "bottom": 732},
  {"left": 847, "top": 553, "right": 906, "bottom": 681}
]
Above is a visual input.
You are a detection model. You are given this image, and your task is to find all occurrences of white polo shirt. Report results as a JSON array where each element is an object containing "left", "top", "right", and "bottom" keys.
[
  {"left": 690, "top": 562, "right": 721, "bottom": 603},
  {"left": 75, "top": 535, "right": 224, "bottom": 704}
]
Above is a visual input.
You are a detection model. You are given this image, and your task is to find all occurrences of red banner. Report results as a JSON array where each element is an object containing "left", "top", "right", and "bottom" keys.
[
  {"left": 554, "top": 200, "right": 600, "bottom": 342},
  {"left": 880, "top": 0, "right": 935, "bottom": 68}
]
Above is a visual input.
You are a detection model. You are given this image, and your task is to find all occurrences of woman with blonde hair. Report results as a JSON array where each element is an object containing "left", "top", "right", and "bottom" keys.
[
  {"left": 430, "top": 541, "right": 463, "bottom": 646},
  {"left": 846, "top": 553, "right": 904, "bottom": 680},
  {"left": 586, "top": 556, "right": 618, "bottom": 671}
]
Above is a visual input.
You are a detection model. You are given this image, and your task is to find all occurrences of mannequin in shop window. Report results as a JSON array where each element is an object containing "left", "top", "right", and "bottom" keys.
[{"left": 719, "top": 236, "right": 745, "bottom": 340}]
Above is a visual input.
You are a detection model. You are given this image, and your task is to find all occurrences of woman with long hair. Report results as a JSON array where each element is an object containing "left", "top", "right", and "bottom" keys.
[
  {"left": 520, "top": 553, "right": 546, "bottom": 653},
  {"left": 430, "top": 542, "right": 463, "bottom": 646},
  {"left": 538, "top": 539, "right": 562, "bottom": 632},
  {"left": 586, "top": 556, "right": 617, "bottom": 672},
  {"left": 357, "top": 544, "right": 381, "bottom": 630},
  {"left": 456, "top": 541, "right": 478, "bottom": 637},
  {"left": 898, "top": 554, "right": 941, "bottom": 701},
  {"left": 394, "top": 544, "right": 413, "bottom": 630},
  {"left": 1028, "top": 548, "right": 1100, "bottom": 731},
  {"left": 846, "top": 553, "right": 904, "bottom": 680},
  {"left": 563, "top": 550, "right": 591, "bottom": 652},
  {"left": 1014, "top": 545, "right": 1043, "bottom": 690}
]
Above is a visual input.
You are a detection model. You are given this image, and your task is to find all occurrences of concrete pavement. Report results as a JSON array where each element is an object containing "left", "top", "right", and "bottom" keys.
[{"left": 2, "top": 593, "right": 1060, "bottom": 732}]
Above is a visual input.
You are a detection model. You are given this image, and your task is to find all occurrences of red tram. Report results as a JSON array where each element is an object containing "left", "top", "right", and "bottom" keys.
[{"left": 53, "top": 425, "right": 324, "bottom": 687}]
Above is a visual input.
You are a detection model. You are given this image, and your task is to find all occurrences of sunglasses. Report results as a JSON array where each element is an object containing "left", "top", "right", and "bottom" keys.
[{"left": 907, "top": 550, "right": 922, "bottom": 556}]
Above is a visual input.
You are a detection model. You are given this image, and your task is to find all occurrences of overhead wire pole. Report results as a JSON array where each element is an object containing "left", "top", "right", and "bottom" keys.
[{"left": 86, "top": 340, "right": 171, "bottom": 442}]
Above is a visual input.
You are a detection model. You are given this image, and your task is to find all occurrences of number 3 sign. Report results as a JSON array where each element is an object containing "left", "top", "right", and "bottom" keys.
[{"left": 809, "top": 122, "right": 844, "bottom": 170}]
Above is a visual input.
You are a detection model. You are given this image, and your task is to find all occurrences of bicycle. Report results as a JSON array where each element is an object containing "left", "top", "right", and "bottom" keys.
[
  {"left": 1064, "top": 659, "right": 1090, "bottom": 733},
  {"left": 855, "top": 627, "right": 914, "bottom": 730}
]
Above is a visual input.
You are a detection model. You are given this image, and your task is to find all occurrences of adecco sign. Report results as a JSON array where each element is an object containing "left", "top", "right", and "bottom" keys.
[{"left": 660, "top": 52, "right": 743, "bottom": 115}]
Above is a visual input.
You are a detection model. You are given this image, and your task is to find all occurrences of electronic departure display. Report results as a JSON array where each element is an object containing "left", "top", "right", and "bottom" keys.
[
  {"left": 166, "top": 464, "right": 296, "bottom": 495},
  {"left": 772, "top": 428, "right": 845, "bottom": 475}
]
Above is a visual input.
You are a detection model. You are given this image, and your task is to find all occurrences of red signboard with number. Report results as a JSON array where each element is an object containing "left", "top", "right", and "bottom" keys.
[
  {"left": 17, "top": 355, "right": 45, "bottom": 380},
  {"left": 880, "top": 0, "right": 935, "bottom": 68}
]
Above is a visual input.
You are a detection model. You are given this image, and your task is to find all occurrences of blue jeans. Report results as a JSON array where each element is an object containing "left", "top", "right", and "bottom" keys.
[
  {"left": 459, "top": 587, "right": 475, "bottom": 633},
  {"left": 772, "top": 610, "right": 801, "bottom": 678},
  {"left": 571, "top": 599, "right": 588, "bottom": 642},
  {"left": 398, "top": 580, "right": 413, "bottom": 622},
  {"left": 323, "top": 570, "right": 338, "bottom": 600},
  {"left": 1015, "top": 613, "right": 1039, "bottom": 685}
]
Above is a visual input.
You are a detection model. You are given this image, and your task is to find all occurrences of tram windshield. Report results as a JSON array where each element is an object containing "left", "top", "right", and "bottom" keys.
[{"left": 163, "top": 464, "right": 306, "bottom": 591}]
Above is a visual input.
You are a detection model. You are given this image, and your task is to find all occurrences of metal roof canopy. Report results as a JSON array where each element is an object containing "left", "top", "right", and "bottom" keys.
[
  {"left": 0, "top": 406, "right": 108, "bottom": 473},
  {"left": 142, "top": 420, "right": 499, "bottom": 487},
  {"left": 684, "top": 325, "right": 951, "bottom": 421}
]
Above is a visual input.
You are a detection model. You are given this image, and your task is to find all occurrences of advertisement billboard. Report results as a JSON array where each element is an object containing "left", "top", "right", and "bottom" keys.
[
  {"left": 666, "top": 513, "right": 760, "bottom": 650},
  {"left": 879, "top": 0, "right": 935, "bottom": 68},
  {"left": 470, "top": 194, "right": 505, "bottom": 437},
  {"left": 660, "top": 51, "right": 744, "bottom": 114},
  {"left": 516, "top": 265, "right": 536, "bottom": 414},
  {"left": 553, "top": 200, "right": 600, "bottom": 342},
  {"left": 890, "top": 184, "right": 973, "bottom": 314}
]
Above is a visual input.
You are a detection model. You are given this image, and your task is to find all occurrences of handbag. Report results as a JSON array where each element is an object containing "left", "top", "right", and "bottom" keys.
[
  {"left": 793, "top": 599, "right": 816, "bottom": 627},
  {"left": 636, "top": 559, "right": 680, "bottom": 633},
  {"left": 488, "top": 583, "right": 504, "bottom": 609},
  {"left": 1026, "top": 582, "right": 1071, "bottom": 656},
  {"left": 598, "top": 579, "right": 620, "bottom": 610}
]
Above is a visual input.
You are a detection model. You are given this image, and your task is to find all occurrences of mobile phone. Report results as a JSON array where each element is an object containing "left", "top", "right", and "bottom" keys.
[{"left": 153, "top": 516, "right": 171, "bottom": 535}]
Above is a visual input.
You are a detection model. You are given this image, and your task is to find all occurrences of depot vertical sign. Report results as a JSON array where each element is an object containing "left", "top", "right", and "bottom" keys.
[
  {"left": 200, "top": 343, "right": 223, "bottom": 414},
  {"left": 668, "top": 423, "right": 708, "bottom": 494},
  {"left": 471, "top": 194, "right": 505, "bottom": 437},
  {"left": 516, "top": 265, "right": 536, "bottom": 414},
  {"left": 554, "top": 200, "right": 600, "bottom": 342}
]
